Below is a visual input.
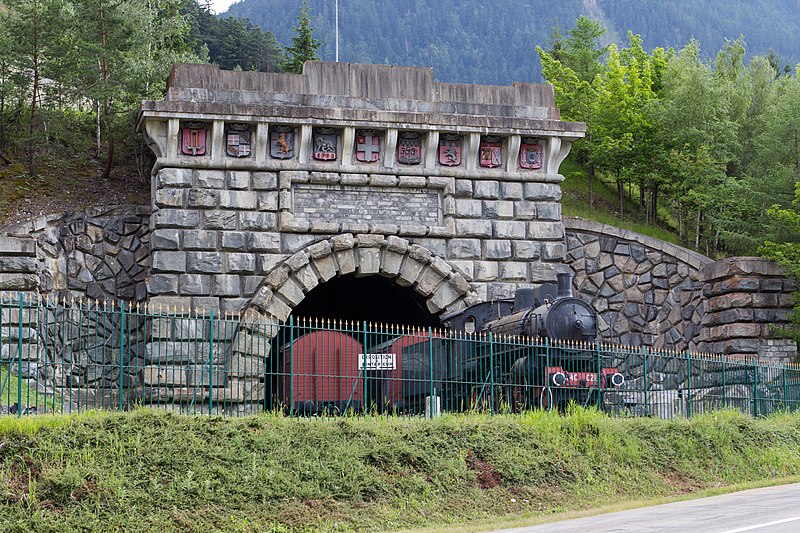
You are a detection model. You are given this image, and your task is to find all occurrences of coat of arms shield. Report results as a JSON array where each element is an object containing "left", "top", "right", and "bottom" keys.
[
  {"left": 181, "top": 122, "right": 207, "bottom": 156},
  {"left": 438, "top": 134, "right": 461, "bottom": 166},
  {"left": 270, "top": 128, "right": 294, "bottom": 159},
  {"left": 313, "top": 130, "right": 337, "bottom": 161},
  {"left": 226, "top": 124, "right": 251, "bottom": 158},
  {"left": 519, "top": 139, "right": 543, "bottom": 170},
  {"left": 397, "top": 132, "right": 422, "bottom": 165},
  {"left": 356, "top": 131, "right": 381, "bottom": 162},
  {"left": 479, "top": 137, "right": 502, "bottom": 168}
]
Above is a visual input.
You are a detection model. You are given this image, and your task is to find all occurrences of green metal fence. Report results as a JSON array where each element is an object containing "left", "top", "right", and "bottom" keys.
[{"left": 2, "top": 292, "right": 799, "bottom": 418}]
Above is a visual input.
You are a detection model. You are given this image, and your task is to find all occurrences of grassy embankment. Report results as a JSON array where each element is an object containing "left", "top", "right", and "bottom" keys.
[{"left": 2, "top": 408, "right": 800, "bottom": 532}]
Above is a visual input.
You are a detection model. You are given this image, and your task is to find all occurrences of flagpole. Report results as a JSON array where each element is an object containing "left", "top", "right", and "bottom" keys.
[{"left": 335, "top": 0, "right": 339, "bottom": 62}]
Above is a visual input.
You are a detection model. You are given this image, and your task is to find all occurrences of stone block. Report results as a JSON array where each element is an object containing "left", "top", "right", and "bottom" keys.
[
  {"left": 197, "top": 170, "right": 225, "bottom": 188},
  {"left": 0, "top": 237, "right": 36, "bottom": 256},
  {"left": 249, "top": 232, "right": 280, "bottom": 252},
  {"left": 173, "top": 317, "right": 208, "bottom": 341},
  {"left": 397, "top": 257, "right": 425, "bottom": 287},
  {"left": 474, "top": 180, "right": 500, "bottom": 199},
  {"left": 527, "top": 221, "right": 564, "bottom": 240},
  {"left": 357, "top": 247, "right": 381, "bottom": 275},
  {"left": 483, "top": 240, "right": 512, "bottom": 259},
  {"left": 187, "top": 252, "right": 223, "bottom": 274},
  {"left": 142, "top": 366, "right": 188, "bottom": 386},
  {"left": 513, "top": 241, "right": 540, "bottom": 260},
  {"left": 232, "top": 331, "right": 272, "bottom": 359},
  {"left": 447, "top": 239, "right": 481, "bottom": 259},
  {"left": 449, "top": 260, "right": 474, "bottom": 279},
  {"left": 0, "top": 256, "right": 37, "bottom": 273},
  {"left": 455, "top": 219, "right": 492, "bottom": 238},
  {"left": 216, "top": 378, "right": 265, "bottom": 403},
  {"left": 455, "top": 199, "right": 482, "bottom": 218},
  {"left": 187, "top": 188, "right": 218, "bottom": 208},
  {"left": 312, "top": 255, "right": 337, "bottom": 282},
  {"left": 227, "top": 171, "right": 251, "bottom": 189},
  {"left": 427, "top": 281, "right": 460, "bottom": 313},
  {"left": 252, "top": 172, "right": 278, "bottom": 190},
  {"left": 483, "top": 200, "right": 514, "bottom": 219},
  {"left": 536, "top": 202, "right": 561, "bottom": 221},
  {"left": 524, "top": 182, "right": 561, "bottom": 201},
  {"left": 241, "top": 212, "right": 276, "bottom": 231},
  {"left": 214, "top": 274, "right": 241, "bottom": 296},
  {"left": 335, "top": 249, "right": 357, "bottom": 275},
  {"left": 146, "top": 273, "right": 179, "bottom": 295},
  {"left": 157, "top": 168, "right": 193, "bottom": 187},
  {"left": 180, "top": 274, "right": 211, "bottom": 295},
  {"left": 151, "top": 229, "right": 180, "bottom": 250},
  {"left": 183, "top": 230, "right": 217, "bottom": 250},
  {"left": 474, "top": 261, "right": 498, "bottom": 281},
  {"left": 153, "top": 209, "right": 199, "bottom": 228},
  {"left": 0, "top": 273, "right": 37, "bottom": 290},
  {"left": 203, "top": 210, "right": 238, "bottom": 230},
  {"left": 228, "top": 253, "right": 257, "bottom": 273},
  {"left": 277, "top": 277, "right": 305, "bottom": 306},
  {"left": 155, "top": 188, "right": 184, "bottom": 208},
  {"left": 152, "top": 251, "right": 186, "bottom": 273},
  {"left": 514, "top": 201, "right": 537, "bottom": 220},
  {"left": 493, "top": 221, "right": 526, "bottom": 239},
  {"left": 258, "top": 192, "right": 278, "bottom": 211},
  {"left": 145, "top": 342, "right": 193, "bottom": 364},
  {"left": 500, "top": 181, "right": 523, "bottom": 200},
  {"left": 499, "top": 262, "right": 527, "bottom": 281},
  {"left": 190, "top": 366, "right": 228, "bottom": 388},
  {"left": 220, "top": 190, "right": 257, "bottom": 210},
  {"left": 415, "top": 267, "right": 444, "bottom": 296},
  {"left": 220, "top": 231, "right": 246, "bottom": 251}
]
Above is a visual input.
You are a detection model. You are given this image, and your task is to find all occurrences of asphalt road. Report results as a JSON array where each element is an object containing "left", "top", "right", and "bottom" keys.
[{"left": 493, "top": 483, "right": 800, "bottom": 533}]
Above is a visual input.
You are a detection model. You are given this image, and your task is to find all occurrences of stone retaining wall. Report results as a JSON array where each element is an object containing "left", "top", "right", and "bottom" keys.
[{"left": 564, "top": 218, "right": 796, "bottom": 361}]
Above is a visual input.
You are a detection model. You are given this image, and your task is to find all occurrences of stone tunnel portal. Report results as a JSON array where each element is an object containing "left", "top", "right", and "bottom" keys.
[{"left": 290, "top": 274, "right": 441, "bottom": 327}]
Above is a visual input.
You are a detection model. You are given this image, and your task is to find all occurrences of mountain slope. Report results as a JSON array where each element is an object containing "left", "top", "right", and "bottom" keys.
[{"left": 223, "top": 0, "right": 800, "bottom": 84}]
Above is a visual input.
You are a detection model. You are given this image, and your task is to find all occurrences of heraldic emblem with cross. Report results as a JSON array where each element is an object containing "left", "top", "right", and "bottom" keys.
[
  {"left": 438, "top": 134, "right": 461, "bottom": 166},
  {"left": 313, "top": 130, "right": 337, "bottom": 161},
  {"left": 270, "top": 127, "right": 294, "bottom": 159},
  {"left": 479, "top": 136, "right": 502, "bottom": 168},
  {"left": 226, "top": 124, "right": 251, "bottom": 158},
  {"left": 356, "top": 131, "right": 381, "bottom": 162},
  {"left": 397, "top": 132, "right": 422, "bottom": 165},
  {"left": 181, "top": 122, "right": 207, "bottom": 156},
  {"left": 520, "top": 138, "right": 543, "bottom": 170}
]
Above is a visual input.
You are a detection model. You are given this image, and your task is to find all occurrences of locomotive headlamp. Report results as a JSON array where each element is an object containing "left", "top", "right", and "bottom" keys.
[
  {"left": 609, "top": 373, "right": 625, "bottom": 387},
  {"left": 551, "top": 372, "right": 567, "bottom": 386}
]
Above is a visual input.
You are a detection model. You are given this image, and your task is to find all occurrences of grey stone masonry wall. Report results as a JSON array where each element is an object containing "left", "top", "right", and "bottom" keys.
[
  {"left": 139, "top": 62, "right": 585, "bottom": 316},
  {"left": 565, "top": 218, "right": 796, "bottom": 362}
]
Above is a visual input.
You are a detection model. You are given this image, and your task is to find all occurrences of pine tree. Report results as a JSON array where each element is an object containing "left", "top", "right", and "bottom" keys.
[{"left": 280, "top": 0, "right": 321, "bottom": 74}]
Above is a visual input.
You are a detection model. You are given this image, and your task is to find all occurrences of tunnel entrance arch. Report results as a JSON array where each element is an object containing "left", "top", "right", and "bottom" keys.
[{"left": 245, "top": 234, "right": 479, "bottom": 324}]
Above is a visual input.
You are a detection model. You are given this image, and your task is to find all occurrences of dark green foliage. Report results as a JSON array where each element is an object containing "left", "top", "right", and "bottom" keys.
[
  {"left": 183, "top": 1, "right": 283, "bottom": 72},
  {"left": 280, "top": 0, "right": 321, "bottom": 74}
]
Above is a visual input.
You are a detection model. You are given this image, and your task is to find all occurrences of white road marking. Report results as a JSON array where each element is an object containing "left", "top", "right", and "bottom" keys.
[{"left": 717, "top": 516, "right": 800, "bottom": 533}]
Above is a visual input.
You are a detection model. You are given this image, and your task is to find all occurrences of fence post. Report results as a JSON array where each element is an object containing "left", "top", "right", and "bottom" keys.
[
  {"left": 642, "top": 345, "right": 649, "bottom": 417},
  {"left": 686, "top": 350, "right": 692, "bottom": 418},
  {"left": 752, "top": 356, "right": 759, "bottom": 417},
  {"left": 119, "top": 301, "right": 126, "bottom": 411},
  {"left": 17, "top": 293, "right": 23, "bottom": 417},
  {"left": 784, "top": 366, "right": 788, "bottom": 411},
  {"left": 208, "top": 308, "right": 214, "bottom": 416},
  {"left": 545, "top": 336, "right": 551, "bottom": 411},
  {"left": 289, "top": 315, "right": 294, "bottom": 418},
  {"left": 722, "top": 353, "right": 727, "bottom": 408},
  {"left": 362, "top": 320, "right": 368, "bottom": 414},
  {"left": 489, "top": 332, "right": 495, "bottom": 416},
  {"left": 428, "top": 326, "right": 434, "bottom": 419}
]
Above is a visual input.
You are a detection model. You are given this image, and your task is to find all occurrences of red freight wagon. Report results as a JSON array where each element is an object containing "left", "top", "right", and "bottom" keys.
[{"left": 279, "top": 331, "right": 365, "bottom": 414}]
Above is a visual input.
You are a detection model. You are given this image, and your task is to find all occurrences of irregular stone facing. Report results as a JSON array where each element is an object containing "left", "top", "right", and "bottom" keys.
[
  {"left": 564, "top": 218, "right": 796, "bottom": 362},
  {"left": 2, "top": 206, "right": 152, "bottom": 302}
]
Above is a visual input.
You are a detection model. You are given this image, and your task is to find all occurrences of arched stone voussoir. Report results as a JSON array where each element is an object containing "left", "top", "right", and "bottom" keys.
[{"left": 244, "top": 233, "right": 479, "bottom": 321}]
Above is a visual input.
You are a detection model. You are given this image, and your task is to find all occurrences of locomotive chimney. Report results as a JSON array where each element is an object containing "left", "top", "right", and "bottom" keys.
[{"left": 556, "top": 272, "right": 573, "bottom": 299}]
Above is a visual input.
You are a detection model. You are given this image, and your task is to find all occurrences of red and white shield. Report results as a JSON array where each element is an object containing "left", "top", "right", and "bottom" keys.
[
  {"left": 520, "top": 142, "right": 542, "bottom": 169},
  {"left": 181, "top": 125, "right": 207, "bottom": 156},
  {"left": 438, "top": 135, "right": 461, "bottom": 166},
  {"left": 479, "top": 139, "right": 502, "bottom": 168},
  {"left": 356, "top": 133, "right": 380, "bottom": 162}
]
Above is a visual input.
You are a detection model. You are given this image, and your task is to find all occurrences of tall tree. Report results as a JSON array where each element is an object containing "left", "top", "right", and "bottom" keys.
[{"left": 280, "top": 0, "right": 321, "bottom": 74}]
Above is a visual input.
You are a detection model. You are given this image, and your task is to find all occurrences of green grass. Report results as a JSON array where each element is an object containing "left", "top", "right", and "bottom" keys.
[
  {"left": 2, "top": 407, "right": 800, "bottom": 532},
  {"left": 560, "top": 159, "right": 684, "bottom": 247}
]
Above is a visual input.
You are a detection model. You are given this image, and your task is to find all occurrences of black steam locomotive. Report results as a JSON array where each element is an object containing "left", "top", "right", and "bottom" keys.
[{"left": 352, "top": 272, "right": 625, "bottom": 414}]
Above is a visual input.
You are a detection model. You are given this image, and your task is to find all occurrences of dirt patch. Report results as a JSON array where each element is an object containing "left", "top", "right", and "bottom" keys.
[
  {"left": 4, "top": 456, "right": 41, "bottom": 504},
  {"left": 659, "top": 470, "right": 712, "bottom": 495},
  {"left": 466, "top": 450, "right": 502, "bottom": 489}
]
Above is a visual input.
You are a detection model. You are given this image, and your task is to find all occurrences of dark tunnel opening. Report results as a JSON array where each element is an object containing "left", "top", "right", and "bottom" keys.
[{"left": 290, "top": 274, "right": 441, "bottom": 327}]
